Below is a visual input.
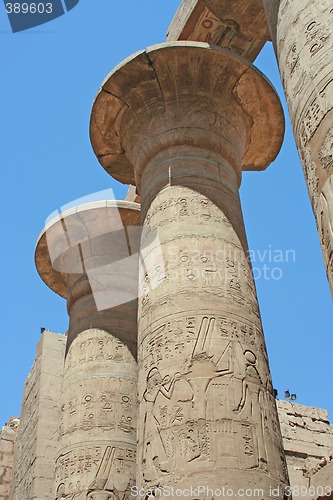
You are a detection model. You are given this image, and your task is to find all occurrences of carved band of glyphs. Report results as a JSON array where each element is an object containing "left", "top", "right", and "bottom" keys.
[
  {"left": 296, "top": 72, "right": 333, "bottom": 150},
  {"left": 278, "top": 2, "right": 333, "bottom": 140},
  {"left": 65, "top": 330, "right": 135, "bottom": 370},
  {"left": 139, "top": 312, "right": 268, "bottom": 372},
  {"left": 144, "top": 193, "right": 234, "bottom": 229},
  {"left": 60, "top": 375, "right": 136, "bottom": 440},
  {"left": 140, "top": 236, "right": 260, "bottom": 321}
]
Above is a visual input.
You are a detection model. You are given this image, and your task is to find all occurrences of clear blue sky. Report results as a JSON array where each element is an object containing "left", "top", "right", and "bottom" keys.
[{"left": 0, "top": 0, "right": 332, "bottom": 427}]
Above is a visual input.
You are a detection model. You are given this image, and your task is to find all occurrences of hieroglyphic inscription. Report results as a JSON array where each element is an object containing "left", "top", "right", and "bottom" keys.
[
  {"left": 272, "top": 0, "right": 333, "bottom": 294},
  {"left": 319, "top": 127, "right": 333, "bottom": 174},
  {"left": 60, "top": 376, "right": 136, "bottom": 439},
  {"left": 57, "top": 329, "right": 137, "bottom": 499},
  {"left": 187, "top": 7, "right": 256, "bottom": 58},
  {"left": 278, "top": 1, "right": 333, "bottom": 127},
  {"left": 140, "top": 239, "right": 261, "bottom": 320},
  {"left": 140, "top": 192, "right": 260, "bottom": 319},
  {"left": 139, "top": 313, "right": 267, "bottom": 372},
  {"left": 66, "top": 329, "right": 134, "bottom": 369},
  {"left": 145, "top": 193, "right": 233, "bottom": 228}
]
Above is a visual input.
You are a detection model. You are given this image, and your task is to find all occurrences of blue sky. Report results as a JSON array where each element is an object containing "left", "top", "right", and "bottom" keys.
[{"left": 0, "top": 0, "right": 332, "bottom": 427}]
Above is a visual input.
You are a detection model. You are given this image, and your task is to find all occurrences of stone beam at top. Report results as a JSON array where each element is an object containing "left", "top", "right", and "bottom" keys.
[{"left": 167, "top": 0, "right": 270, "bottom": 62}]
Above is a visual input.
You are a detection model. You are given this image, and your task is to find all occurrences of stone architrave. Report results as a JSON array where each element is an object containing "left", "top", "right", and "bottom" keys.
[
  {"left": 35, "top": 201, "right": 140, "bottom": 500},
  {"left": 259, "top": 0, "right": 333, "bottom": 296},
  {"left": 90, "top": 41, "right": 289, "bottom": 498},
  {"left": 10, "top": 332, "right": 66, "bottom": 500},
  {"left": 167, "top": 0, "right": 270, "bottom": 62}
]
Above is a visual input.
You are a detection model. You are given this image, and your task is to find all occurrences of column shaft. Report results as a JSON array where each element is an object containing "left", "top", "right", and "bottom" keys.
[
  {"left": 56, "top": 325, "right": 137, "bottom": 500},
  {"left": 137, "top": 148, "right": 288, "bottom": 496},
  {"left": 262, "top": 0, "right": 333, "bottom": 295}
]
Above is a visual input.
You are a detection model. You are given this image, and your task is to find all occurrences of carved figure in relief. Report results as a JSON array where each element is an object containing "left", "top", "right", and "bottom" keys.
[
  {"left": 86, "top": 446, "right": 133, "bottom": 500},
  {"left": 319, "top": 128, "right": 333, "bottom": 173},
  {"left": 179, "top": 318, "right": 237, "bottom": 463},
  {"left": 234, "top": 350, "right": 267, "bottom": 469},
  {"left": 319, "top": 176, "right": 333, "bottom": 263},
  {"left": 142, "top": 367, "right": 191, "bottom": 479}
]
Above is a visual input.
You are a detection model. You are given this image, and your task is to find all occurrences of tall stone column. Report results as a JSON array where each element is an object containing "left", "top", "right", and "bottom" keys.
[
  {"left": 261, "top": 0, "right": 333, "bottom": 295},
  {"left": 90, "top": 42, "right": 289, "bottom": 498},
  {"left": 35, "top": 201, "right": 140, "bottom": 500}
]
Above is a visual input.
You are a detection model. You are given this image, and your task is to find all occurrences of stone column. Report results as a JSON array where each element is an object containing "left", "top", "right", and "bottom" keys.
[
  {"left": 35, "top": 200, "right": 140, "bottom": 500},
  {"left": 261, "top": 0, "right": 333, "bottom": 295},
  {"left": 90, "top": 42, "right": 289, "bottom": 498}
]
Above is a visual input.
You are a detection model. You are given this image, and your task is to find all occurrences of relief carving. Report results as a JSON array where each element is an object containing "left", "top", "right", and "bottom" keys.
[
  {"left": 234, "top": 351, "right": 267, "bottom": 469},
  {"left": 319, "top": 176, "right": 333, "bottom": 279},
  {"left": 139, "top": 309, "right": 279, "bottom": 485},
  {"left": 56, "top": 446, "right": 135, "bottom": 499},
  {"left": 319, "top": 127, "right": 333, "bottom": 173}
]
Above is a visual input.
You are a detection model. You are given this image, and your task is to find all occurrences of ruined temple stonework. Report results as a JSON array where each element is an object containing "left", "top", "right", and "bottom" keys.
[
  {"left": 277, "top": 401, "right": 333, "bottom": 500},
  {"left": 90, "top": 41, "right": 289, "bottom": 498},
  {"left": 0, "top": 417, "right": 19, "bottom": 500},
  {"left": 35, "top": 201, "right": 140, "bottom": 499},
  {"left": 10, "top": 331, "right": 66, "bottom": 500}
]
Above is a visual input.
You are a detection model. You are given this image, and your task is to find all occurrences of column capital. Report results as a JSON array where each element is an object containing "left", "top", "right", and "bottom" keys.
[
  {"left": 36, "top": 201, "right": 141, "bottom": 499},
  {"left": 35, "top": 200, "right": 141, "bottom": 349},
  {"left": 35, "top": 200, "right": 140, "bottom": 299},
  {"left": 90, "top": 42, "right": 284, "bottom": 190}
]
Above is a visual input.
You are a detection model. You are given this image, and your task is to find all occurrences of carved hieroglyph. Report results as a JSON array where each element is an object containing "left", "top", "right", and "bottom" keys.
[
  {"left": 262, "top": 0, "right": 333, "bottom": 295},
  {"left": 90, "top": 41, "right": 289, "bottom": 497},
  {"left": 35, "top": 201, "right": 140, "bottom": 500}
]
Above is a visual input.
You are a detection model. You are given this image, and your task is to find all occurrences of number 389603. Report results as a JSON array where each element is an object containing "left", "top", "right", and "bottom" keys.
[{"left": 5, "top": 3, "right": 53, "bottom": 14}]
